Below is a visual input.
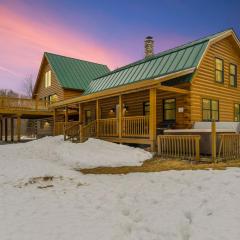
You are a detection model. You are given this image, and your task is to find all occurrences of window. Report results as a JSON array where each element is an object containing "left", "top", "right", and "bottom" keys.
[
  {"left": 202, "top": 99, "right": 219, "bottom": 121},
  {"left": 215, "top": 58, "right": 224, "bottom": 83},
  {"left": 143, "top": 102, "right": 150, "bottom": 115},
  {"left": 85, "top": 110, "right": 92, "bottom": 124},
  {"left": 45, "top": 70, "right": 51, "bottom": 88},
  {"left": 163, "top": 99, "right": 176, "bottom": 121},
  {"left": 234, "top": 104, "right": 240, "bottom": 121},
  {"left": 230, "top": 64, "right": 237, "bottom": 87},
  {"left": 49, "top": 94, "right": 58, "bottom": 103}
]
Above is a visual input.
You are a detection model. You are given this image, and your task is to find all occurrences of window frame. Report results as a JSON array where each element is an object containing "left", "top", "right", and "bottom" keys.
[
  {"left": 229, "top": 63, "right": 237, "bottom": 88},
  {"left": 49, "top": 94, "right": 58, "bottom": 103},
  {"left": 234, "top": 103, "right": 240, "bottom": 122},
  {"left": 143, "top": 101, "right": 150, "bottom": 116},
  {"left": 44, "top": 70, "right": 52, "bottom": 88},
  {"left": 202, "top": 98, "right": 219, "bottom": 121},
  {"left": 163, "top": 98, "right": 176, "bottom": 122},
  {"left": 215, "top": 58, "right": 224, "bottom": 83}
]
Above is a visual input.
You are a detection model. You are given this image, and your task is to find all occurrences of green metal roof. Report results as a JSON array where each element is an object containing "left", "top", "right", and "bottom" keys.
[
  {"left": 45, "top": 52, "right": 110, "bottom": 90},
  {"left": 84, "top": 29, "right": 231, "bottom": 95}
]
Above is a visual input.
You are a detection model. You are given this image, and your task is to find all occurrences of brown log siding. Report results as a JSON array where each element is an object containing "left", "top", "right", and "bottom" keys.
[{"left": 191, "top": 36, "right": 240, "bottom": 122}]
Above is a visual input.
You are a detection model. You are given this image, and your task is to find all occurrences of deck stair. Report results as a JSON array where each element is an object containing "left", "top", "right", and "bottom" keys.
[{"left": 64, "top": 120, "right": 97, "bottom": 143}]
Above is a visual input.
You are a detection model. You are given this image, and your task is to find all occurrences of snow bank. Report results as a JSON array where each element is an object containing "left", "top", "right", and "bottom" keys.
[
  {"left": 0, "top": 136, "right": 152, "bottom": 171},
  {"left": 1, "top": 137, "right": 240, "bottom": 240}
]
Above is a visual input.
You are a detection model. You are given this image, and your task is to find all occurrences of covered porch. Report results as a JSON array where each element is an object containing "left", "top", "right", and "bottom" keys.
[{"left": 54, "top": 82, "right": 190, "bottom": 151}]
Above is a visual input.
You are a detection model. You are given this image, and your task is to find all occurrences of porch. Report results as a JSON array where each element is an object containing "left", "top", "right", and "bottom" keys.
[{"left": 54, "top": 85, "right": 190, "bottom": 151}]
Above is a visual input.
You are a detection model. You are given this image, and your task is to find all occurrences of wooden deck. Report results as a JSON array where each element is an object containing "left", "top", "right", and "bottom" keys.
[
  {"left": 0, "top": 97, "right": 53, "bottom": 142},
  {"left": 0, "top": 97, "right": 53, "bottom": 117}
]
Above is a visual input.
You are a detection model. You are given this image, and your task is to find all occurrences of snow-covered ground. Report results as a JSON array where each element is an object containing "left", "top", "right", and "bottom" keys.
[{"left": 1, "top": 137, "right": 240, "bottom": 240}]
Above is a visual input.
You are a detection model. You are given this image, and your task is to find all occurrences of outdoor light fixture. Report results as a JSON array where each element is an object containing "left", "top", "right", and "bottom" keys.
[
  {"left": 123, "top": 104, "right": 129, "bottom": 112},
  {"left": 109, "top": 108, "right": 115, "bottom": 114}
]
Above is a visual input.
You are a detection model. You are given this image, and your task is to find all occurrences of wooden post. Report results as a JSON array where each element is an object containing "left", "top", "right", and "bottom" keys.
[
  {"left": 5, "top": 117, "right": 8, "bottom": 142},
  {"left": 35, "top": 97, "right": 39, "bottom": 110},
  {"left": 64, "top": 106, "right": 68, "bottom": 124},
  {"left": 96, "top": 100, "right": 100, "bottom": 137},
  {"left": 79, "top": 124, "right": 83, "bottom": 143},
  {"left": 53, "top": 109, "right": 56, "bottom": 136},
  {"left": 0, "top": 116, "right": 2, "bottom": 141},
  {"left": 11, "top": 118, "right": 14, "bottom": 142},
  {"left": 79, "top": 103, "right": 83, "bottom": 124},
  {"left": 195, "top": 136, "right": 200, "bottom": 161},
  {"left": 17, "top": 115, "right": 21, "bottom": 142},
  {"left": 118, "top": 95, "right": 123, "bottom": 139},
  {"left": 149, "top": 88, "right": 157, "bottom": 152},
  {"left": 211, "top": 121, "right": 217, "bottom": 163}
]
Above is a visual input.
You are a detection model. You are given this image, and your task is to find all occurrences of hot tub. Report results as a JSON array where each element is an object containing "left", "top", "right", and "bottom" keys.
[{"left": 164, "top": 122, "right": 239, "bottom": 155}]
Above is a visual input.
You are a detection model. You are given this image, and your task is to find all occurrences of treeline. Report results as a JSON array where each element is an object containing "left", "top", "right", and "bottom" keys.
[{"left": 0, "top": 89, "right": 20, "bottom": 97}]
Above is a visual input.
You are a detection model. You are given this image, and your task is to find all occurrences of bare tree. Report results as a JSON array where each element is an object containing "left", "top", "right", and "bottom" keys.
[
  {"left": 22, "top": 74, "right": 34, "bottom": 97},
  {"left": 0, "top": 89, "right": 19, "bottom": 97}
]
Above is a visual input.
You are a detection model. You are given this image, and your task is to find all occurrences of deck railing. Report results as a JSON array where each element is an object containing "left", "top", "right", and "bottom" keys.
[
  {"left": 122, "top": 116, "right": 149, "bottom": 137},
  {"left": 157, "top": 135, "right": 200, "bottom": 161},
  {"left": 64, "top": 121, "right": 80, "bottom": 141},
  {"left": 218, "top": 134, "right": 240, "bottom": 160},
  {"left": 63, "top": 116, "right": 149, "bottom": 142},
  {"left": 98, "top": 118, "right": 118, "bottom": 137},
  {"left": 81, "top": 120, "right": 97, "bottom": 142},
  {"left": 0, "top": 97, "right": 48, "bottom": 110}
]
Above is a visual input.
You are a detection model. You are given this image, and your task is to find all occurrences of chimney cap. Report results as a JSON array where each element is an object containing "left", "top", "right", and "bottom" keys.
[{"left": 145, "top": 36, "right": 153, "bottom": 40}]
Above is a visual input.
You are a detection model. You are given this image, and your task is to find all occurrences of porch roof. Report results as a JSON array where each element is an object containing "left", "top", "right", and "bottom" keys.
[{"left": 84, "top": 29, "right": 232, "bottom": 95}]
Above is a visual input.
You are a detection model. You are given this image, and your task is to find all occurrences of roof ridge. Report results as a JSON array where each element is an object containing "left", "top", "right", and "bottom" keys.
[
  {"left": 44, "top": 52, "right": 109, "bottom": 68},
  {"left": 94, "top": 28, "right": 233, "bottom": 80}
]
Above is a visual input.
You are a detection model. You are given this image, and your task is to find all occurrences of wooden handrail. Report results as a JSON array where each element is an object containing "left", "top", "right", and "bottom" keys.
[
  {"left": 157, "top": 135, "right": 200, "bottom": 161},
  {"left": 98, "top": 118, "right": 118, "bottom": 137},
  {"left": 122, "top": 116, "right": 149, "bottom": 137},
  {"left": 64, "top": 121, "right": 80, "bottom": 141},
  {"left": 81, "top": 120, "right": 97, "bottom": 142},
  {"left": 218, "top": 134, "right": 240, "bottom": 161},
  {"left": 0, "top": 96, "right": 48, "bottom": 110}
]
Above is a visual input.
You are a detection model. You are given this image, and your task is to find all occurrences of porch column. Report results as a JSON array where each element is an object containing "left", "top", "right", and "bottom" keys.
[
  {"left": 118, "top": 95, "right": 123, "bottom": 139},
  {"left": 53, "top": 109, "right": 56, "bottom": 136},
  {"left": 11, "top": 118, "right": 14, "bottom": 142},
  {"left": 0, "top": 116, "right": 2, "bottom": 141},
  {"left": 17, "top": 115, "right": 21, "bottom": 142},
  {"left": 5, "top": 117, "right": 8, "bottom": 142},
  {"left": 79, "top": 103, "right": 83, "bottom": 123},
  {"left": 96, "top": 100, "right": 100, "bottom": 137},
  {"left": 149, "top": 88, "right": 157, "bottom": 151},
  {"left": 211, "top": 121, "right": 217, "bottom": 163},
  {"left": 64, "top": 106, "right": 68, "bottom": 124}
]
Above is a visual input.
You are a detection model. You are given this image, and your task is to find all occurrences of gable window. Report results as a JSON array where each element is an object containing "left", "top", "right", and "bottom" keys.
[
  {"left": 163, "top": 98, "right": 176, "bottom": 121},
  {"left": 230, "top": 64, "right": 237, "bottom": 87},
  {"left": 215, "top": 58, "right": 224, "bottom": 83},
  {"left": 85, "top": 110, "right": 92, "bottom": 124},
  {"left": 143, "top": 102, "right": 150, "bottom": 116},
  {"left": 45, "top": 70, "right": 51, "bottom": 88},
  {"left": 49, "top": 94, "right": 58, "bottom": 103},
  {"left": 234, "top": 104, "right": 240, "bottom": 121},
  {"left": 202, "top": 98, "right": 219, "bottom": 121}
]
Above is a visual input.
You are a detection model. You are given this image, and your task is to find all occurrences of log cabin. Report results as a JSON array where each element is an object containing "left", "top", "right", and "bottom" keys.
[
  {"left": 1, "top": 28, "right": 240, "bottom": 152},
  {"left": 47, "top": 29, "right": 240, "bottom": 151}
]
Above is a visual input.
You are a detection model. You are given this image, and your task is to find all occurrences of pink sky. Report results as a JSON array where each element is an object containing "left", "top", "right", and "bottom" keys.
[{"left": 0, "top": 4, "right": 129, "bottom": 93}]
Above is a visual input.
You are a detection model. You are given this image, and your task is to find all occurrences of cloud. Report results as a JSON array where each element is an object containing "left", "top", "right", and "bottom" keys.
[
  {"left": 0, "top": 5, "right": 129, "bottom": 92},
  {"left": 0, "top": 65, "right": 20, "bottom": 77}
]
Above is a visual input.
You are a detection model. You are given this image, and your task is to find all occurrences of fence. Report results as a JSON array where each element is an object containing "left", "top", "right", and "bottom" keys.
[
  {"left": 218, "top": 134, "right": 240, "bottom": 160},
  {"left": 157, "top": 135, "right": 200, "bottom": 161}
]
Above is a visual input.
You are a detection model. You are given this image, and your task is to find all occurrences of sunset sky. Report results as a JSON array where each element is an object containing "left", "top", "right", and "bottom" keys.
[{"left": 0, "top": 0, "right": 240, "bottom": 93}]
